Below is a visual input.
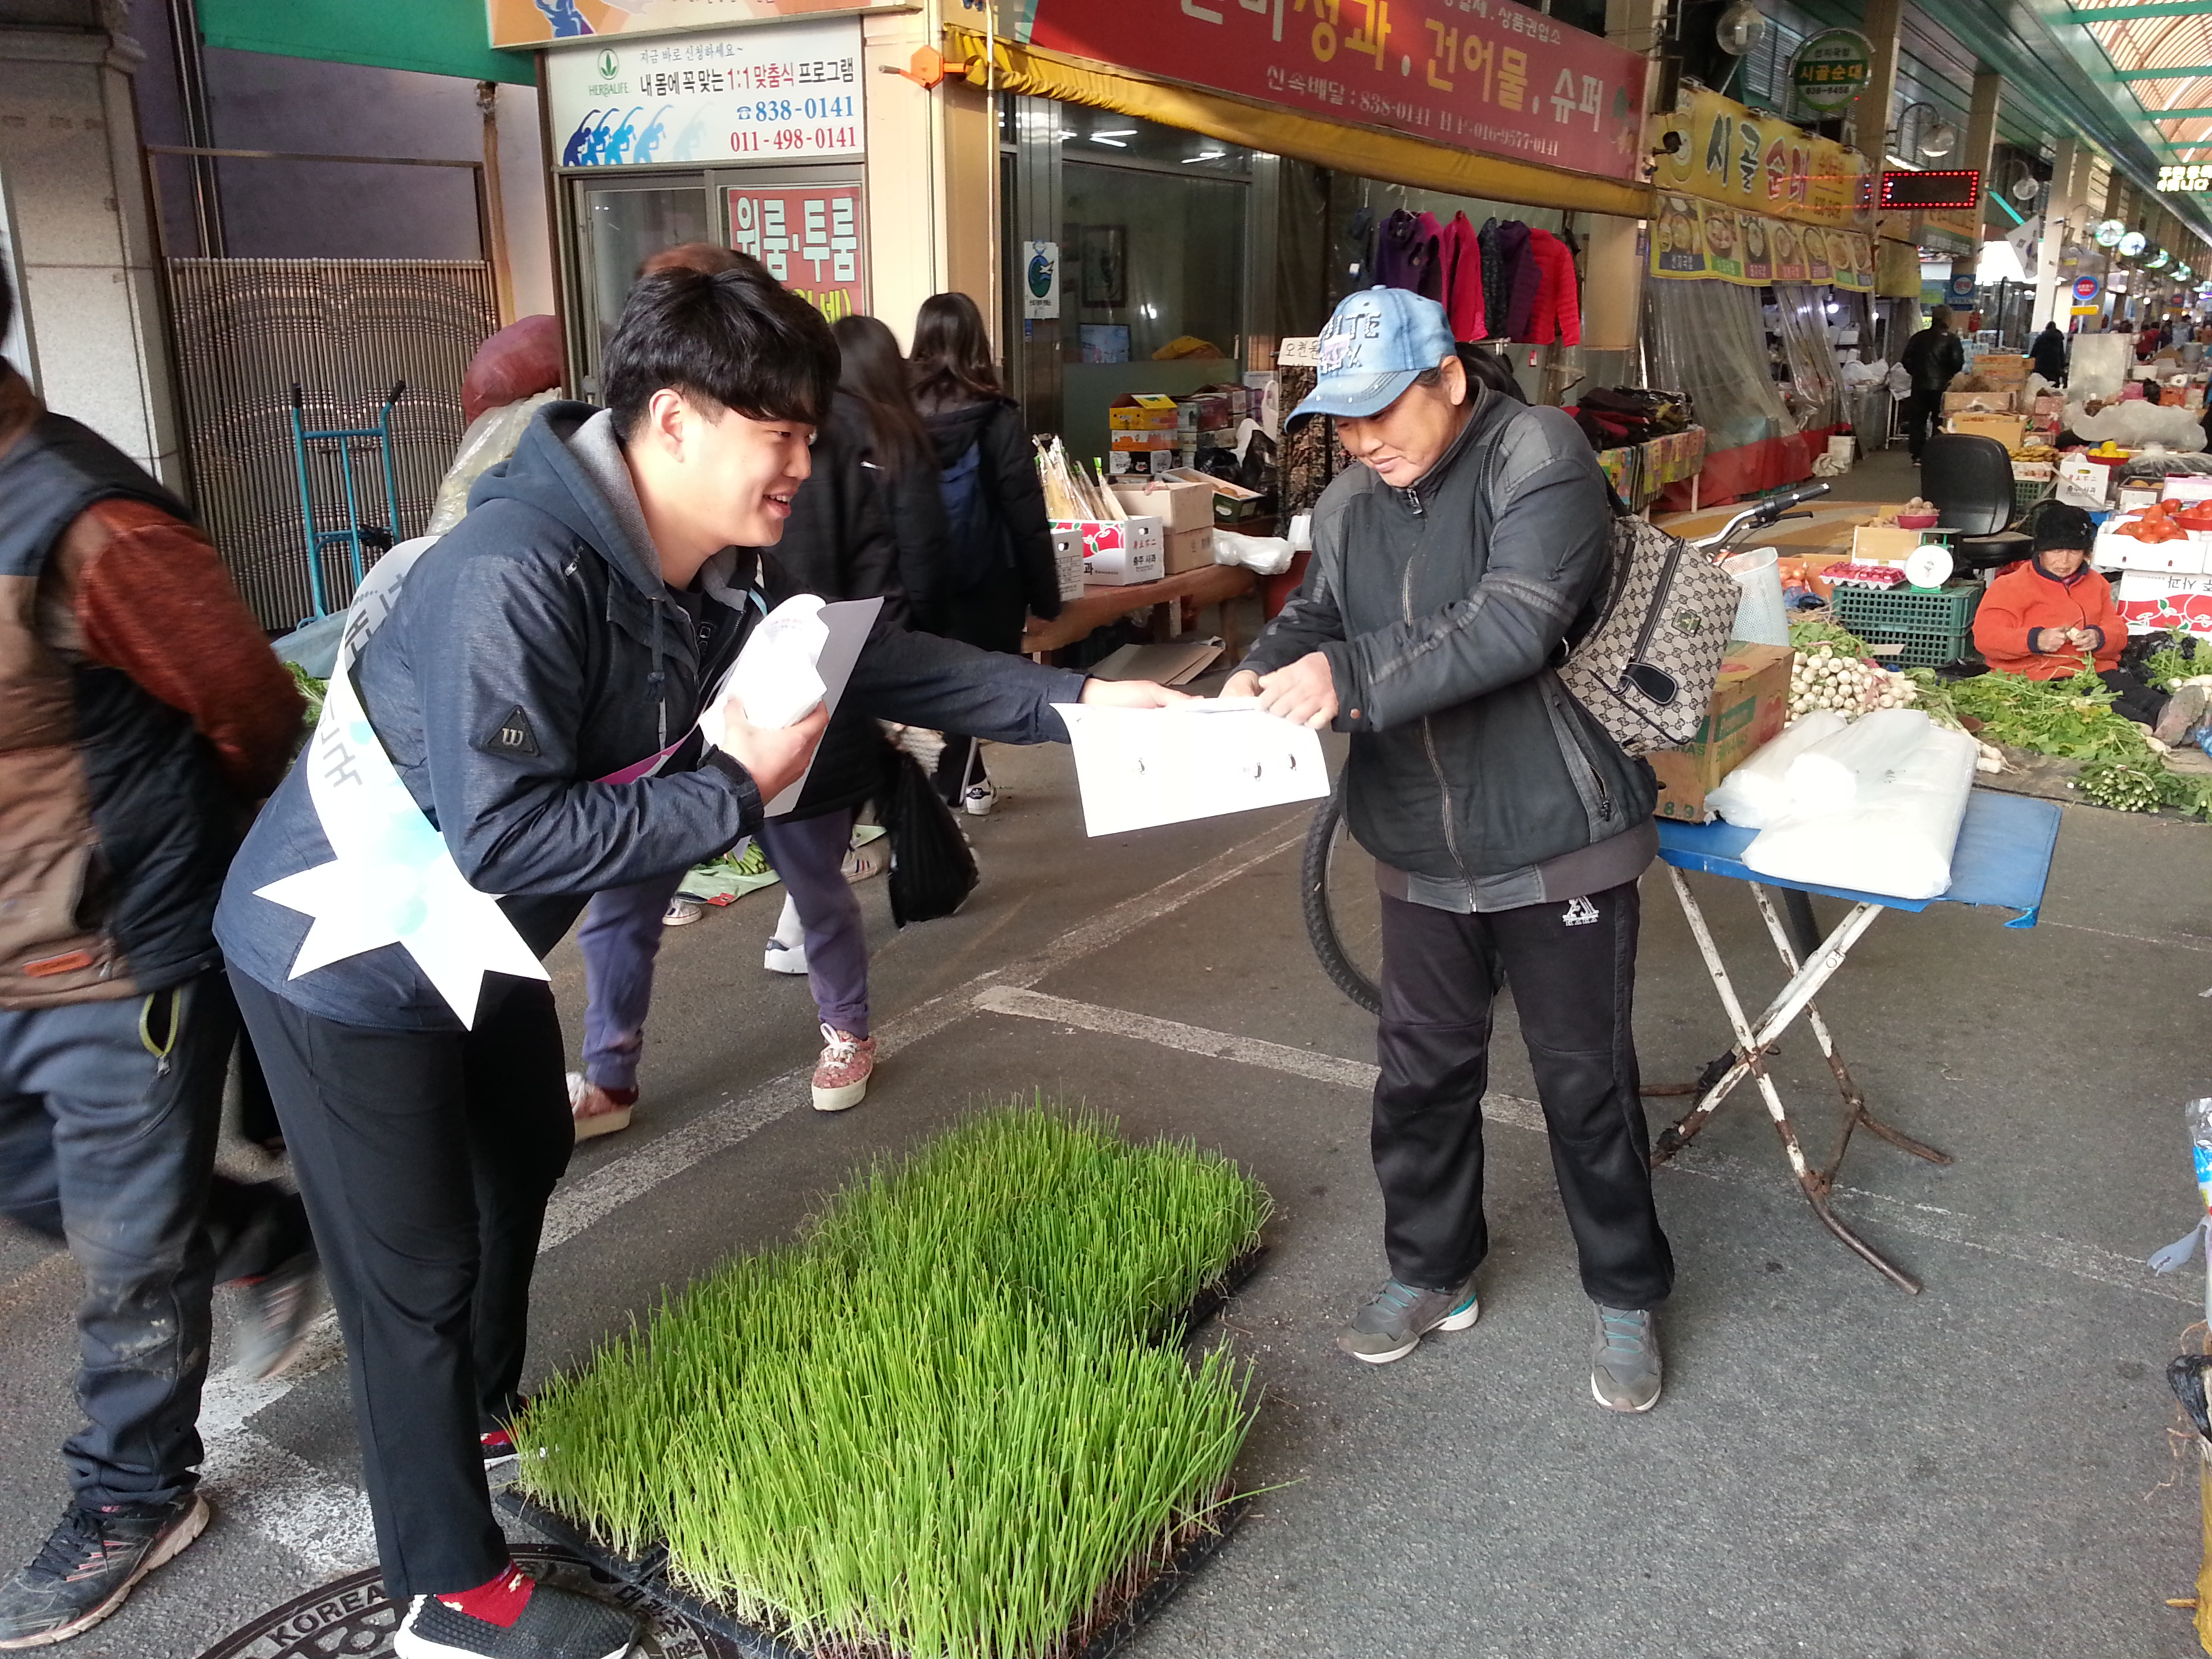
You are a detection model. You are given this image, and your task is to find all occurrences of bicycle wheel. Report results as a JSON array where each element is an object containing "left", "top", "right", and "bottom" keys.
[{"left": 1300, "top": 779, "right": 1384, "bottom": 1015}]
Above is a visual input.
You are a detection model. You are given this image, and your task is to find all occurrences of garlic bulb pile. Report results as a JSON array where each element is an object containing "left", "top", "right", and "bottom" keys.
[{"left": 1787, "top": 646, "right": 1919, "bottom": 721}]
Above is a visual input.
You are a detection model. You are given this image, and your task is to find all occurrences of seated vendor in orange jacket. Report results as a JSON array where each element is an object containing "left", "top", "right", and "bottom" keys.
[
  {"left": 1971, "top": 503, "right": 2172, "bottom": 730},
  {"left": 1972, "top": 504, "right": 2123, "bottom": 678}
]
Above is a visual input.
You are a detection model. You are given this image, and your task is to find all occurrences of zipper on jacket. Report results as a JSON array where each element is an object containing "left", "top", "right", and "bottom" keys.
[{"left": 1400, "top": 527, "right": 1477, "bottom": 886}]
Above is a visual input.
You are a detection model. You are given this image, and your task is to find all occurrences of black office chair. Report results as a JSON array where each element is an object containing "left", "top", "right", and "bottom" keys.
[{"left": 1919, "top": 434, "right": 2032, "bottom": 573}]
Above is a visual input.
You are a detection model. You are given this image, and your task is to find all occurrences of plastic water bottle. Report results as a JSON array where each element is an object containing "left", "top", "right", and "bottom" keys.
[{"left": 2192, "top": 1099, "right": 2212, "bottom": 1326}]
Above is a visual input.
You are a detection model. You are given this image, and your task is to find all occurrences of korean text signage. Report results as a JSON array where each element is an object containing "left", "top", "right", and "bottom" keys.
[
  {"left": 728, "top": 183, "right": 866, "bottom": 318},
  {"left": 548, "top": 22, "right": 861, "bottom": 166},
  {"left": 490, "top": 0, "right": 907, "bottom": 52},
  {"left": 2159, "top": 163, "right": 2211, "bottom": 195},
  {"left": 1788, "top": 29, "right": 1871, "bottom": 116},
  {"left": 1021, "top": 0, "right": 1649, "bottom": 184},
  {"left": 1647, "top": 88, "right": 1872, "bottom": 230},
  {"left": 1648, "top": 194, "right": 1872, "bottom": 291}
]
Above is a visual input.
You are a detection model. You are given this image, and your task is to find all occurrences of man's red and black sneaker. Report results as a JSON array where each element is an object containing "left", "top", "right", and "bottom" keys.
[
  {"left": 394, "top": 1564, "right": 639, "bottom": 1659},
  {"left": 0, "top": 1493, "right": 209, "bottom": 1648},
  {"left": 480, "top": 1425, "right": 518, "bottom": 1469},
  {"left": 481, "top": 1399, "right": 527, "bottom": 1470}
]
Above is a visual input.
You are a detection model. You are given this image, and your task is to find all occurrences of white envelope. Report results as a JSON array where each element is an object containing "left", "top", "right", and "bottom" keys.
[{"left": 1054, "top": 701, "right": 1329, "bottom": 836}]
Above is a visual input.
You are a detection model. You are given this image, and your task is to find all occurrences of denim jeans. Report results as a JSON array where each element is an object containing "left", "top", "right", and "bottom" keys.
[
  {"left": 577, "top": 808, "right": 869, "bottom": 1091},
  {"left": 0, "top": 971, "right": 310, "bottom": 1508}
]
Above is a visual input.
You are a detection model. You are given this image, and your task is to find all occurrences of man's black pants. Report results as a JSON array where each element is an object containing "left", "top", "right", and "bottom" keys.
[
  {"left": 1902, "top": 390, "right": 1943, "bottom": 460},
  {"left": 1372, "top": 881, "right": 1673, "bottom": 1309},
  {"left": 230, "top": 970, "right": 572, "bottom": 1599}
]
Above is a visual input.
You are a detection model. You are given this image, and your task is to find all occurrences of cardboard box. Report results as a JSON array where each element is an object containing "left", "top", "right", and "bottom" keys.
[
  {"left": 1107, "top": 449, "right": 1178, "bottom": 477},
  {"left": 1176, "top": 392, "right": 1232, "bottom": 431},
  {"left": 1111, "top": 476, "right": 1214, "bottom": 533},
  {"left": 1646, "top": 643, "right": 1794, "bottom": 823},
  {"left": 1196, "top": 382, "right": 1252, "bottom": 419},
  {"left": 1109, "top": 430, "right": 1177, "bottom": 451},
  {"left": 1975, "top": 354, "right": 2029, "bottom": 383},
  {"left": 1055, "top": 515, "right": 1164, "bottom": 586},
  {"left": 1162, "top": 525, "right": 1214, "bottom": 574},
  {"left": 1944, "top": 390, "right": 2017, "bottom": 414},
  {"left": 1109, "top": 393, "right": 1181, "bottom": 432},
  {"left": 2057, "top": 455, "right": 2112, "bottom": 509},
  {"left": 1162, "top": 466, "right": 1267, "bottom": 521},
  {"left": 1851, "top": 525, "right": 1926, "bottom": 564},
  {"left": 1087, "top": 639, "right": 1223, "bottom": 684},
  {"left": 1051, "top": 526, "right": 1085, "bottom": 602},
  {"left": 1946, "top": 413, "right": 2028, "bottom": 451}
]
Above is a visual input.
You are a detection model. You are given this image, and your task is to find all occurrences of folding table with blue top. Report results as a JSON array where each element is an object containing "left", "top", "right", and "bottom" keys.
[{"left": 1652, "top": 790, "right": 2063, "bottom": 1293}]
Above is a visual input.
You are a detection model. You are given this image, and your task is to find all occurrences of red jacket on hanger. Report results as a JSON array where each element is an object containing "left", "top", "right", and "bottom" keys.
[
  {"left": 1440, "top": 212, "right": 1486, "bottom": 342},
  {"left": 1519, "top": 228, "right": 1582, "bottom": 347}
]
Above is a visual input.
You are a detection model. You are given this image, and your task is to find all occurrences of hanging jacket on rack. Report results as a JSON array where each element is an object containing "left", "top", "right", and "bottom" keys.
[
  {"left": 1498, "top": 222, "right": 1540, "bottom": 342},
  {"left": 1520, "top": 228, "right": 1583, "bottom": 347},
  {"left": 1441, "top": 212, "right": 1486, "bottom": 342},
  {"left": 1477, "top": 218, "right": 1507, "bottom": 339},
  {"left": 1373, "top": 209, "right": 1445, "bottom": 299}
]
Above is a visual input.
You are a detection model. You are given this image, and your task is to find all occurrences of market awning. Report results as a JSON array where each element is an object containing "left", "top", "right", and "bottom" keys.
[
  {"left": 196, "top": 0, "right": 537, "bottom": 87},
  {"left": 943, "top": 26, "right": 1654, "bottom": 223}
]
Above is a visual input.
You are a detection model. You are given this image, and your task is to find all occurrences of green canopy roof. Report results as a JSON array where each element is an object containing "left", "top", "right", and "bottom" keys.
[{"left": 197, "top": 0, "right": 536, "bottom": 87}]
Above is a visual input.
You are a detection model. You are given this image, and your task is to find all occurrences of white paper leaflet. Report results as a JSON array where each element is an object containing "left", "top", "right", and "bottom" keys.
[{"left": 1054, "top": 701, "right": 1329, "bottom": 836}]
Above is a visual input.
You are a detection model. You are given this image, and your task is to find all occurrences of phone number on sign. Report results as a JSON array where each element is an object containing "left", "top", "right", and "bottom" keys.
[{"left": 730, "top": 125, "right": 859, "bottom": 154}]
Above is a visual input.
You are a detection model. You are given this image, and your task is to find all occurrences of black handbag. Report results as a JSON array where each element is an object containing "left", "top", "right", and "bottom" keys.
[{"left": 878, "top": 749, "right": 978, "bottom": 926}]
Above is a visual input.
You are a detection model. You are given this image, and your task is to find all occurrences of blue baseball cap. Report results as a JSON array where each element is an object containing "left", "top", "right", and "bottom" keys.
[{"left": 1287, "top": 287, "right": 1458, "bottom": 430}]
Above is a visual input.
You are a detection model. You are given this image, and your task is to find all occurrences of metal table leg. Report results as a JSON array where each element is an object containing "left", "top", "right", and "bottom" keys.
[{"left": 1651, "top": 866, "right": 1927, "bottom": 1293}]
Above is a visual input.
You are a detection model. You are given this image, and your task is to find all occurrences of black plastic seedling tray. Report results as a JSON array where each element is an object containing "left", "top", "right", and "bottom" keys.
[{"left": 497, "top": 1248, "right": 1267, "bottom": 1659}]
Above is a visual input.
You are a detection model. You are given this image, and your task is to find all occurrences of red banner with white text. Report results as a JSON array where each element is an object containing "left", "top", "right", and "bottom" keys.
[{"left": 1021, "top": 0, "right": 1649, "bottom": 184}]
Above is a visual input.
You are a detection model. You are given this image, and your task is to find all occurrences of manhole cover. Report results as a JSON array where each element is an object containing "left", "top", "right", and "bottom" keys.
[{"left": 198, "top": 1544, "right": 735, "bottom": 1659}]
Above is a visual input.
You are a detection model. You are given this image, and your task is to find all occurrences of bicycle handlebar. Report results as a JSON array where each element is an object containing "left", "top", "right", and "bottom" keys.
[{"left": 1691, "top": 481, "right": 1832, "bottom": 554}]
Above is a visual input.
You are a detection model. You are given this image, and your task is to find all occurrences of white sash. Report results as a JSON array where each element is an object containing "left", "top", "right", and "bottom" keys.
[{"left": 255, "top": 539, "right": 547, "bottom": 1028}]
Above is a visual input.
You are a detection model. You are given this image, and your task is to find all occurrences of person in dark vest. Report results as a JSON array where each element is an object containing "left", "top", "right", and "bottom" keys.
[
  {"left": 1899, "top": 305, "right": 1966, "bottom": 462},
  {"left": 0, "top": 266, "right": 322, "bottom": 1648},
  {"left": 2029, "top": 319, "right": 2068, "bottom": 387}
]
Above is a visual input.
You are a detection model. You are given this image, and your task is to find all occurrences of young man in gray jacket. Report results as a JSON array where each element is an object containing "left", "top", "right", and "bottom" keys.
[
  {"left": 1225, "top": 287, "right": 1673, "bottom": 1412},
  {"left": 216, "top": 265, "right": 1181, "bottom": 1659}
]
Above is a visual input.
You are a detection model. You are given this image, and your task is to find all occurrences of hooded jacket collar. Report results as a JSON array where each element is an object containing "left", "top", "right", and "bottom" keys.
[{"left": 472, "top": 401, "right": 669, "bottom": 602}]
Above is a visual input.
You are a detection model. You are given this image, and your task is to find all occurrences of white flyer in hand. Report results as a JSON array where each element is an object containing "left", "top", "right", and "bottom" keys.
[
  {"left": 699, "top": 593, "right": 882, "bottom": 815},
  {"left": 1054, "top": 700, "right": 1329, "bottom": 836}
]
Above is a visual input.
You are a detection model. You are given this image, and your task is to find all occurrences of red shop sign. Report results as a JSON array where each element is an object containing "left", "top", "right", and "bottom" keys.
[
  {"left": 1023, "top": 0, "right": 1648, "bottom": 184},
  {"left": 727, "top": 183, "right": 867, "bottom": 320}
]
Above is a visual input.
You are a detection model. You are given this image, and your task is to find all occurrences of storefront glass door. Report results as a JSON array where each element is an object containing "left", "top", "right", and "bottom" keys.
[{"left": 572, "top": 175, "right": 711, "bottom": 393}]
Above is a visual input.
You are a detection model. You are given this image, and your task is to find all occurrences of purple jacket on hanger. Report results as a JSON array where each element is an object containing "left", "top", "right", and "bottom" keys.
[
  {"left": 1495, "top": 221, "right": 1540, "bottom": 342},
  {"left": 1374, "top": 209, "right": 1446, "bottom": 300}
]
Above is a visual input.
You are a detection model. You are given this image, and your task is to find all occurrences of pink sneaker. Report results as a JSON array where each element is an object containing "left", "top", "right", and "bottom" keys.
[
  {"left": 811, "top": 1024, "right": 876, "bottom": 1113},
  {"left": 567, "top": 1071, "right": 636, "bottom": 1140}
]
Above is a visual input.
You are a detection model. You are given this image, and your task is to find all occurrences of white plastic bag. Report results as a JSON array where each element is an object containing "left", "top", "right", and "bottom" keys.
[
  {"left": 1705, "top": 711, "right": 1846, "bottom": 828},
  {"left": 1743, "top": 722, "right": 1978, "bottom": 900},
  {"left": 426, "top": 392, "right": 560, "bottom": 535},
  {"left": 1212, "top": 529, "right": 1294, "bottom": 576},
  {"left": 1779, "top": 708, "right": 1933, "bottom": 819}
]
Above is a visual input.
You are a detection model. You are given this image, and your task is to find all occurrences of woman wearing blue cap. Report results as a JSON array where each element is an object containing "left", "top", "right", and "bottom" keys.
[{"left": 1223, "top": 286, "right": 1673, "bottom": 1412}]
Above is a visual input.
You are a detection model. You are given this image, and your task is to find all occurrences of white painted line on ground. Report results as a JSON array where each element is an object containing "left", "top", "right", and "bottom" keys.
[
  {"left": 2041, "top": 918, "right": 2212, "bottom": 956},
  {"left": 977, "top": 987, "right": 2191, "bottom": 1305},
  {"left": 195, "top": 818, "right": 1313, "bottom": 1576}
]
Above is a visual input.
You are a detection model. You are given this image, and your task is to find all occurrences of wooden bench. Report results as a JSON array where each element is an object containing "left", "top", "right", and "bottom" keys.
[{"left": 1021, "top": 563, "right": 1258, "bottom": 662}]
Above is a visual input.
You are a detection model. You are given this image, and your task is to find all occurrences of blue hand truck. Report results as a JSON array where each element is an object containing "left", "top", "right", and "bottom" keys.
[{"left": 287, "top": 381, "right": 405, "bottom": 621}]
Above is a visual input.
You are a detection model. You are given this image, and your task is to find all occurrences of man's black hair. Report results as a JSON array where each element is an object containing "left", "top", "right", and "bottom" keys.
[{"left": 600, "top": 264, "right": 838, "bottom": 438}]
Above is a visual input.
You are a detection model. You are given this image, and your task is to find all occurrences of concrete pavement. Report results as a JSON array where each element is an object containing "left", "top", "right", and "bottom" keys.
[{"left": 1, "top": 733, "right": 2209, "bottom": 1659}]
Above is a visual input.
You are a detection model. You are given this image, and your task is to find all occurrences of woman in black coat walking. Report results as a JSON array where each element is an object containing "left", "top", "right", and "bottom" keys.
[
  {"left": 909, "top": 291, "right": 1063, "bottom": 811},
  {"left": 832, "top": 314, "right": 947, "bottom": 634}
]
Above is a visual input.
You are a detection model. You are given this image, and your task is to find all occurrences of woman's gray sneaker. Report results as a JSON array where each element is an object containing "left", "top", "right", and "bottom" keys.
[
  {"left": 1590, "top": 1305, "right": 1663, "bottom": 1412},
  {"left": 1337, "top": 1275, "right": 1480, "bottom": 1364}
]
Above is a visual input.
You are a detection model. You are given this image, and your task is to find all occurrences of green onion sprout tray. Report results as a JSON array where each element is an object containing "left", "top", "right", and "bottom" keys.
[{"left": 502, "top": 1103, "right": 1272, "bottom": 1659}]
